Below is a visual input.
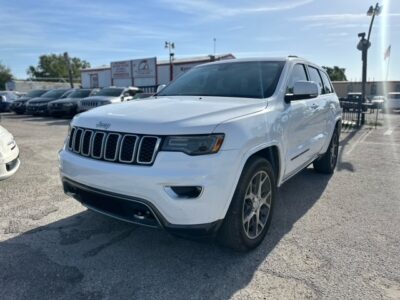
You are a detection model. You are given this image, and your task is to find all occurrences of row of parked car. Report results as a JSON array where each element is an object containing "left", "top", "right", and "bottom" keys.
[
  {"left": 339, "top": 92, "right": 400, "bottom": 113},
  {"left": 0, "top": 87, "right": 153, "bottom": 117}
]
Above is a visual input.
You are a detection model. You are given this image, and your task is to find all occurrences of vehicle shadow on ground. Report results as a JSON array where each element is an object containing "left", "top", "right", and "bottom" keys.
[
  {"left": 0, "top": 113, "right": 72, "bottom": 126},
  {"left": 0, "top": 168, "right": 331, "bottom": 299},
  {"left": 337, "top": 129, "right": 358, "bottom": 172}
]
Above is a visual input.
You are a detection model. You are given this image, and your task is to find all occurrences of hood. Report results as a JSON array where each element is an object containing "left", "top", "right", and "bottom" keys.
[
  {"left": 72, "top": 96, "right": 266, "bottom": 135},
  {"left": 81, "top": 96, "right": 119, "bottom": 102},
  {"left": 51, "top": 97, "right": 81, "bottom": 104},
  {"left": 14, "top": 96, "right": 31, "bottom": 103},
  {"left": 28, "top": 97, "right": 57, "bottom": 103}
]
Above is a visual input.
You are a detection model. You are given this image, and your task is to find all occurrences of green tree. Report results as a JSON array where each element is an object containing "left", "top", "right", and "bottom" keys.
[
  {"left": 27, "top": 53, "right": 90, "bottom": 81},
  {"left": 0, "top": 62, "right": 13, "bottom": 90},
  {"left": 322, "top": 66, "right": 347, "bottom": 81}
]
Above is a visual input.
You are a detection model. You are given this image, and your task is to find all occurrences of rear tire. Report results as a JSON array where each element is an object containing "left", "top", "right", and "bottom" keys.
[
  {"left": 218, "top": 157, "right": 276, "bottom": 252},
  {"left": 313, "top": 128, "right": 339, "bottom": 174}
]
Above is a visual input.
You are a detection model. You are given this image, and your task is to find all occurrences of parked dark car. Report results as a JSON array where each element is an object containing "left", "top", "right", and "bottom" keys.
[
  {"left": 48, "top": 89, "right": 98, "bottom": 117},
  {"left": 339, "top": 92, "right": 365, "bottom": 112},
  {"left": 10, "top": 89, "right": 48, "bottom": 114},
  {"left": 0, "top": 91, "right": 21, "bottom": 112},
  {"left": 26, "top": 89, "right": 72, "bottom": 115}
]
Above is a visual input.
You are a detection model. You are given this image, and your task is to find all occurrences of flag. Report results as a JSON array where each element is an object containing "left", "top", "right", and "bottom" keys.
[{"left": 384, "top": 45, "right": 391, "bottom": 60}]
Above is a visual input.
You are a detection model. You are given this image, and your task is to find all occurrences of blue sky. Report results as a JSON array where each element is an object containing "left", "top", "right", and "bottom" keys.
[{"left": 1, "top": 0, "right": 399, "bottom": 81}]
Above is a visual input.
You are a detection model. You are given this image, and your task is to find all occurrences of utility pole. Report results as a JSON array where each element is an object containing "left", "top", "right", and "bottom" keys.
[
  {"left": 164, "top": 41, "right": 175, "bottom": 82},
  {"left": 356, "top": 2, "right": 381, "bottom": 126},
  {"left": 63, "top": 52, "right": 74, "bottom": 88},
  {"left": 213, "top": 38, "right": 216, "bottom": 55}
]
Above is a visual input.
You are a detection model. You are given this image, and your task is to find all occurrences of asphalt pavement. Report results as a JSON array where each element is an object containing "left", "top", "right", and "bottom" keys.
[{"left": 0, "top": 112, "right": 399, "bottom": 300}]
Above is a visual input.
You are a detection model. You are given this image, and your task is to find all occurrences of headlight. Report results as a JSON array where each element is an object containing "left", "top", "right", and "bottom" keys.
[
  {"left": 161, "top": 134, "right": 224, "bottom": 155},
  {"left": 7, "top": 139, "right": 16, "bottom": 148}
]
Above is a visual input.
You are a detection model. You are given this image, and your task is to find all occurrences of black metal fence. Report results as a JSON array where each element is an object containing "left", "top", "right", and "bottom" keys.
[
  {"left": 340, "top": 99, "right": 382, "bottom": 130},
  {"left": 138, "top": 85, "right": 158, "bottom": 93}
]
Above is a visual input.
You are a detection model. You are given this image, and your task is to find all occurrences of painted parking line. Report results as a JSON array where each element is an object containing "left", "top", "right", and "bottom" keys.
[
  {"left": 384, "top": 129, "right": 393, "bottom": 136},
  {"left": 346, "top": 129, "right": 372, "bottom": 155}
]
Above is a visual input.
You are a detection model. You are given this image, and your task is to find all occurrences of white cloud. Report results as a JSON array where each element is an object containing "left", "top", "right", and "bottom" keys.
[{"left": 160, "top": 0, "right": 314, "bottom": 18}]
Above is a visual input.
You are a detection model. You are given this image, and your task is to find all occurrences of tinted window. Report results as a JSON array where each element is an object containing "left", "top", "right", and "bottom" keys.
[
  {"left": 158, "top": 61, "right": 285, "bottom": 99},
  {"left": 26, "top": 90, "right": 47, "bottom": 97},
  {"left": 320, "top": 71, "right": 333, "bottom": 94},
  {"left": 69, "top": 89, "right": 92, "bottom": 98},
  {"left": 96, "top": 88, "right": 124, "bottom": 97},
  {"left": 41, "top": 89, "right": 69, "bottom": 98},
  {"left": 287, "top": 64, "right": 308, "bottom": 93},
  {"left": 307, "top": 66, "right": 324, "bottom": 94}
]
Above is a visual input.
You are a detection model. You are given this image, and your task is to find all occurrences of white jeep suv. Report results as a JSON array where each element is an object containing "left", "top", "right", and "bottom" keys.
[
  {"left": 78, "top": 87, "right": 140, "bottom": 112},
  {"left": 59, "top": 57, "right": 341, "bottom": 251}
]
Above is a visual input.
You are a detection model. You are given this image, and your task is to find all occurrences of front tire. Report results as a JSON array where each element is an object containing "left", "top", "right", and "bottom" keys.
[
  {"left": 218, "top": 157, "right": 276, "bottom": 252},
  {"left": 313, "top": 128, "right": 339, "bottom": 174}
]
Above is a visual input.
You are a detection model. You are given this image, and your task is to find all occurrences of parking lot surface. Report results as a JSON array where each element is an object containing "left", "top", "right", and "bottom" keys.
[{"left": 0, "top": 112, "right": 399, "bottom": 300}]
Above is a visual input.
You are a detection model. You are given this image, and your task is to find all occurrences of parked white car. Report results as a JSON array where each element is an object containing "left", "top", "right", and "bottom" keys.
[
  {"left": 59, "top": 57, "right": 342, "bottom": 251},
  {"left": 384, "top": 92, "right": 400, "bottom": 112},
  {"left": 77, "top": 87, "right": 140, "bottom": 112},
  {"left": 0, "top": 125, "right": 20, "bottom": 180}
]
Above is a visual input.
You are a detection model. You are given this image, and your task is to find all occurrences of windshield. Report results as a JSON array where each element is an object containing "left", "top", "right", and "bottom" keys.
[
  {"left": 68, "top": 89, "right": 92, "bottom": 98},
  {"left": 41, "top": 89, "right": 69, "bottom": 98},
  {"left": 158, "top": 61, "right": 285, "bottom": 99},
  {"left": 26, "top": 90, "right": 47, "bottom": 97},
  {"left": 96, "top": 88, "right": 123, "bottom": 97}
]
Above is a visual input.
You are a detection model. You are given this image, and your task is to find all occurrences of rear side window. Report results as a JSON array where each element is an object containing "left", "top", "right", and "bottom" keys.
[
  {"left": 286, "top": 64, "right": 308, "bottom": 93},
  {"left": 307, "top": 66, "right": 324, "bottom": 95},
  {"left": 320, "top": 71, "right": 334, "bottom": 94}
]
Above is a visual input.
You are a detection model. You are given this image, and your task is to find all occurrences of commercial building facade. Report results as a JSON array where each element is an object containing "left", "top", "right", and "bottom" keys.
[
  {"left": 80, "top": 54, "right": 235, "bottom": 90},
  {"left": 332, "top": 81, "right": 400, "bottom": 98}
]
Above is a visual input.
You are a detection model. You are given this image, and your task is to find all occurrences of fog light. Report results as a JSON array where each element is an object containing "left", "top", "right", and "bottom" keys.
[{"left": 165, "top": 186, "right": 203, "bottom": 199}]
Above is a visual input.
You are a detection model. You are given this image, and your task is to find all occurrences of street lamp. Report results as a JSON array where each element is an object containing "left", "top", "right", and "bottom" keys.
[
  {"left": 165, "top": 41, "right": 175, "bottom": 81},
  {"left": 357, "top": 2, "right": 381, "bottom": 126}
]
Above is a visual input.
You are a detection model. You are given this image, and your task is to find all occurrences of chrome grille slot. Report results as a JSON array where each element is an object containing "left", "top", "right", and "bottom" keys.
[
  {"left": 68, "top": 127, "right": 160, "bottom": 166},
  {"left": 73, "top": 128, "right": 83, "bottom": 153},
  {"left": 91, "top": 132, "right": 106, "bottom": 159},
  {"left": 119, "top": 135, "right": 138, "bottom": 163},
  {"left": 81, "top": 130, "right": 93, "bottom": 156},
  {"left": 104, "top": 133, "right": 121, "bottom": 161},
  {"left": 138, "top": 136, "right": 161, "bottom": 164}
]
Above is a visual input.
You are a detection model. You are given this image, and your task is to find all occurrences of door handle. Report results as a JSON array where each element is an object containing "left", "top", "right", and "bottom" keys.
[{"left": 310, "top": 103, "right": 319, "bottom": 109}]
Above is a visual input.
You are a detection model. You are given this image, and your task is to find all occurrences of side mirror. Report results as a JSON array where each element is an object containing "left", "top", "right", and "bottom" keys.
[
  {"left": 123, "top": 92, "right": 130, "bottom": 98},
  {"left": 156, "top": 84, "right": 166, "bottom": 93},
  {"left": 285, "top": 81, "right": 319, "bottom": 102}
]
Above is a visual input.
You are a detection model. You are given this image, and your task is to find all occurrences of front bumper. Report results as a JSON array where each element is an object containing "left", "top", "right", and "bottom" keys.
[
  {"left": 0, "top": 102, "right": 11, "bottom": 112},
  {"left": 0, "top": 147, "right": 20, "bottom": 180},
  {"left": 62, "top": 177, "right": 222, "bottom": 237},
  {"left": 10, "top": 102, "right": 26, "bottom": 113},
  {"left": 59, "top": 148, "right": 242, "bottom": 227},
  {"left": 26, "top": 104, "right": 49, "bottom": 115},
  {"left": 49, "top": 104, "right": 76, "bottom": 115}
]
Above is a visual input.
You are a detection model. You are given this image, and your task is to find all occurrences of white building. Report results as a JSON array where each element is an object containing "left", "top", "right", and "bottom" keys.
[{"left": 80, "top": 54, "right": 235, "bottom": 90}]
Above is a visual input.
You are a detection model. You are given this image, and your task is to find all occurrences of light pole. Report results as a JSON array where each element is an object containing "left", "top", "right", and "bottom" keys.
[
  {"left": 165, "top": 41, "right": 175, "bottom": 81},
  {"left": 357, "top": 2, "right": 381, "bottom": 126},
  {"left": 63, "top": 52, "right": 74, "bottom": 88}
]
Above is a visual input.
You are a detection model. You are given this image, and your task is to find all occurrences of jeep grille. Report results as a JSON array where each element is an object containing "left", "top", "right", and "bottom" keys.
[{"left": 67, "top": 127, "right": 161, "bottom": 165}]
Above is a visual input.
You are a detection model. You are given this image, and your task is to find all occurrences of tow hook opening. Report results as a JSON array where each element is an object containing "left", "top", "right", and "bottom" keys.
[
  {"left": 133, "top": 209, "right": 154, "bottom": 221},
  {"left": 165, "top": 186, "right": 203, "bottom": 199}
]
